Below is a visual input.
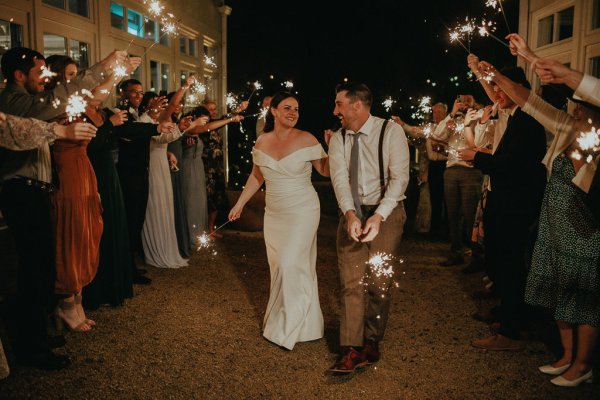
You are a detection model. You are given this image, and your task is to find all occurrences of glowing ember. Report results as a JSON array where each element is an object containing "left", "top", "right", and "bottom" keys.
[
  {"left": 382, "top": 97, "right": 396, "bottom": 113},
  {"left": 66, "top": 92, "right": 88, "bottom": 122}
]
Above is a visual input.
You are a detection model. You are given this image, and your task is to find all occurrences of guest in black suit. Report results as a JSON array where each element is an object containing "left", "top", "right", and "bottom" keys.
[
  {"left": 115, "top": 79, "right": 171, "bottom": 284},
  {"left": 459, "top": 67, "right": 547, "bottom": 351}
]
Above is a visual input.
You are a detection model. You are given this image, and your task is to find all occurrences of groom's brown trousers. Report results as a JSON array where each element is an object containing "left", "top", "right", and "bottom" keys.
[{"left": 336, "top": 203, "right": 406, "bottom": 347}]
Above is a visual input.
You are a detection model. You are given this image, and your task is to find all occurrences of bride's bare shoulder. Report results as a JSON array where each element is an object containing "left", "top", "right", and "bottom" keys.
[{"left": 294, "top": 129, "right": 319, "bottom": 145}]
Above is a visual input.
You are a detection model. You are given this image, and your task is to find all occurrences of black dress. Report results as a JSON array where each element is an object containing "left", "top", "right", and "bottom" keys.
[{"left": 83, "top": 111, "right": 133, "bottom": 308}]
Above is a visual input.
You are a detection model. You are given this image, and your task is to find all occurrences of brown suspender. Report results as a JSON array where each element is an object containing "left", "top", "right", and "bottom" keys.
[{"left": 341, "top": 119, "right": 389, "bottom": 200}]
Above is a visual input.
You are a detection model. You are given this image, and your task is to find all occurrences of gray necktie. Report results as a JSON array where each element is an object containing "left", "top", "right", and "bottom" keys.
[{"left": 350, "top": 132, "right": 363, "bottom": 218}]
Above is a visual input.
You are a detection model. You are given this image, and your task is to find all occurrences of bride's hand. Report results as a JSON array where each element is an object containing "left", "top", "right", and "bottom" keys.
[{"left": 229, "top": 204, "right": 244, "bottom": 221}]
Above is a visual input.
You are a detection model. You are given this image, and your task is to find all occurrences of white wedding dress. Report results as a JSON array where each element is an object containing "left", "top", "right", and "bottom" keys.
[{"left": 253, "top": 143, "right": 326, "bottom": 350}]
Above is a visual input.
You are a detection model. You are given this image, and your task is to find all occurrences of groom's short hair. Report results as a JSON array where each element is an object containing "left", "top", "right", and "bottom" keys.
[{"left": 335, "top": 82, "right": 372, "bottom": 108}]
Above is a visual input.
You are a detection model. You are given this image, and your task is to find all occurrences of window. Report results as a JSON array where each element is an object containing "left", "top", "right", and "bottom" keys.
[
  {"left": 159, "top": 24, "right": 170, "bottom": 46},
  {"left": 594, "top": 0, "right": 600, "bottom": 30},
  {"left": 0, "top": 19, "right": 24, "bottom": 81},
  {"left": 537, "top": 15, "right": 554, "bottom": 47},
  {"left": 537, "top": 6, "right": 574, "bottom": 47},
  {"left": 161, "top": 63, "right": 170, "bottom": 93},
  {"left": 590, "top": 57, "right": 600, "bottom": 78},
  {"left": 127, "top": 9, "right": 144, "bottom": 37},
  {"left": 188, "top": 38, "right": 197, "bottom": 57},
  {"left": 179, "top": 37, "right": 187, "bottom": 54},
  {"left": 144, "top": 19, "right": 157, "bottom": 42},
  {"left": 69, "top": 39, "right": 89, "bottom": 69},
  {"left": 110, "top": 2, "right": 125, "bottom": 30},
  {"left": 43, "top": 0, "right": 89, "bottom": 18},
  {"left": 557, "top": 7, "right": 574, "bottom": 41},
  {"left": 43, "top": 33, "right": 67, "bottom": 57}
]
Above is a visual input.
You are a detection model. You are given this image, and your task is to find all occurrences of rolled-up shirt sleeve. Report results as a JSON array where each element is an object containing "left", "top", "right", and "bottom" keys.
[
  {"left": 0, "top": 115, "right": 57, "bottom": 150},
  {"left": 328, "top": 130, "right": 355, "bottom": 215}
]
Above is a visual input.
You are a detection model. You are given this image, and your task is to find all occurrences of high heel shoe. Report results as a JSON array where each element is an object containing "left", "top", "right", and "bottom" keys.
[
  {"left": 55, "top": 299, "right": 90, "bottom": 332},
  {"left": 74, "top": 293, "right": 96, "bottom": 327},
  {"left": 538, "top": 363, "right": 571, "bottom": 375},
  {"left": 551, "top": 370, "right": 593, "bottom": 387}
]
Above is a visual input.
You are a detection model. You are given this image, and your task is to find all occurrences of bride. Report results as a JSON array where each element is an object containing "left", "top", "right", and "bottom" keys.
[{"left": 229, "top": 92, "right": 330, "bottom": 350}]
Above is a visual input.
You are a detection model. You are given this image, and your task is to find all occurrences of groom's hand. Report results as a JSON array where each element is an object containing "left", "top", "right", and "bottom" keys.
[
  {"left": 345, "top": 210, "right": 363, "bottom": 242},
  {"left": 361, "top": 214, "right": 383, "bottom": 242}
]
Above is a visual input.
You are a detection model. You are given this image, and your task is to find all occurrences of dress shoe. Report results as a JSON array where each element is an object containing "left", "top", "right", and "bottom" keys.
[
  {"left": 363, "top": 340, "right": 380, "bottom": 364},
  {"left": 328, "top": 347, "right": 368, "bottom": 373},
  {"left": 470, "top": 334, "right": 524, "bottom": 351},
  {"left": 538, "top": 363, "right": 571, "bottom": 376},
  {"left": 133, "top": 274, "right": 152, "bottom": 285},
  {"left": 488, "top": 322, "right": 501, "bottom": 335},
  {"left": 551, "top": 370, "right": 593, "bottom": 387},
  {"left": 17, "top": 351, "right": 71, "bottom": 370},
  {"left": 439, "top": 256, "right": 464, "bottom": 267}
]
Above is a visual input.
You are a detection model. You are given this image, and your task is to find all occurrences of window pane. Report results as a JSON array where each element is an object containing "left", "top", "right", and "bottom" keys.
[
  {"left": 128, "top": 9, "right": 144, "bottom": 37},
  {"left": 129, "top": 53, "right": 142, "bottom": 82},
  {"left": 558, "top": 6, "right": 574, "bottom": 41},
  {"left": 150, "top": 60, "right": 159, "bottom": 92},
  {"left": 179, "top": 37, "right": 187, "bottom": 54},
  {"left": 43, "top": 33, "right": 67, "bottom": 57},
  {"left": 189, "top": 39, "right": 197, "bottom": 57},
  {"left": 591, "top": 57, "right": 600, "bottom": 78},
  {"left": 594, "top": 0, "right": 600, "bottom": 30},
  {"left": 69, "top": 39, "right": 89, "bottom": 69},
  {"left": 144, "top": 18, "right": 157, "bottom": 42},
  {"left": 68, "top": 0, "right": 88, "bottom": 18},
  {"left": 537, "top": 15, "right": 554, "bottom": 47},
  {"left": 159, "top": 24, "right": 170, "bottom": 46},
  {"left": 43, "top": 0, "right": 65, "bottom": 9},
  {"left": 111, "top": 2, "right": 125, "bottom": 30},
  {"left": 161, "top": 63, "right": 170, "bottom": 93},
  {"left": 0, "top": 19, "right": 24, "bottom": 81}
]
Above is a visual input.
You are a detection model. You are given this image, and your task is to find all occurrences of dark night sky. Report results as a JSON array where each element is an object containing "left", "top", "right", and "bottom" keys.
[{"left": 225, "top": 0, "right": 519, "bottom": 136}]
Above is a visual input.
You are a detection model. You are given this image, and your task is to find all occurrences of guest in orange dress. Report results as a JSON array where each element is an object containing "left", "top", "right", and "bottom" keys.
[{"left": 46, "top": 56, "right": 103, "bottom": 332}]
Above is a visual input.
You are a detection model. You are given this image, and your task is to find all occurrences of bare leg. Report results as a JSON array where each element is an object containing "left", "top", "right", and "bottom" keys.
[
  {"left": 552, "top": 320, "right": 574, "bottom": 367},
  {"left": 208, "top": 210, "right": 222, "bottom": 238},
  {"left": 561, "top": 324, "right": 600, "bottom": 380}
]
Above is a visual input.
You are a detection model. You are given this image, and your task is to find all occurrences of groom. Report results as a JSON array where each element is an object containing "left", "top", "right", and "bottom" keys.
[{"left": 328, "top": 82, "right": 410, "bottom": 373}]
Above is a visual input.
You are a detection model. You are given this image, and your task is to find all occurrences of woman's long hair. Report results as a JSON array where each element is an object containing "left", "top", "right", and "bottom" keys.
[
  {"left": 263, "top": 91, "right": 299, "bottom": 133},
  {"left": 139, "top": 91, "right": 158, "bottom": 115},
  {"left": 45, "top": 55, "right": 75, "bottom": 90}
]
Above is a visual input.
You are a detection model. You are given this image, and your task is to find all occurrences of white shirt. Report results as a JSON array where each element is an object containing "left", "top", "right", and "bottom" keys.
[
  {"left": 574, "top": 74, "right": 600, "bottom": 108},
  {"left": 329, "top": 115, "right": 410, "bottom": 220}
]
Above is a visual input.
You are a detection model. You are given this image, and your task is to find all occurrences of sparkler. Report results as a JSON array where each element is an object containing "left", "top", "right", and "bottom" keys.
[
  {"left": 410, "top": 96, "right": 432, "bottom": 121},
  {"left": 145, "top": 0, "right": 164, "bottom": 17},
  {"left": 281, "top": 80, "right": 294, "bottom": 92},
  {"left": 204, "top": 55, "right": 217, "bottom": 69},
  {"left": 40, "top": 66, "right": 57, "bottom": 82},
  {"left": 357, "top": 252, "right": 405, "bottom": 292},
  {"left": 66, "top": 92, "right": 88, "bottom": 122},
  {"left": 485, "top": 0, "right": 511, "bottom": 33},
  {"left": 226, "top": 92, "right": 239, "bottom": 110},
  {"left": 382, "top": 97, "right": 396, "bottom": 113},
  {"left": 247, "top": 80, "right": 262, "bottom": 103}
]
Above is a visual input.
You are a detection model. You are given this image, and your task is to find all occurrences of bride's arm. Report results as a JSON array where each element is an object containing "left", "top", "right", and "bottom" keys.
[
  {"left": 228, "top": 164, "right": 264, "bottom": 220},
  {"left": 312, "top": 157, "right": 329, "bottom": 177}
]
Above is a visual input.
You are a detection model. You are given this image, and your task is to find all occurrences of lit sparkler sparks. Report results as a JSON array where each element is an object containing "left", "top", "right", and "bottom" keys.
[
  {"left": 40, "top": 66, "right": 57, "bottom": 82},
  {"left": 485, "top": 0, "right": 511, "bottom": 33},
  {"left": 196, "top": 232, "right": 212, "bottom": 250},
  {"left": 410, "top": 96, "right": 432, "bottom": 121},
  {"left": 281, "top": 80, "right": 294, "bottom": 90},
  {"left": 247, "top": 81, "right": 263, "bottom": 102},
  {"left": 145, "top": 0, "right": 164, "bottom": 17},
  {"left": 66, "top": 92, "right": 88, "bottom": 122},
  {"left": 260, "top": 106, "right": 269, "bottom": 119},
  {"left": 367, "top": 252, "right": 394, "bottom": 279},
  {"left": 576, "top": 127, "right": 600, "bottom": 151},
  {"left": 382, "top": 97, "right": 396, "bottom": 113},
  {"left": 226, "top": 92, "right": 239, "bottom": 109},
  {"left": 113, "top": 63, "right": 128, "bottom": 79},
  {"left": 204, "top": 55, "right": 217, "bottom": 68}
]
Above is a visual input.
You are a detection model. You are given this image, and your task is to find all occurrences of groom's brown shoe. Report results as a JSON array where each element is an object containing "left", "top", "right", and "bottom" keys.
[
  {"left": 364, "top": 340, "right": 380, "bottom": 364},
  {"left": 328, "top": 347, "right": 368, "bottom": 373}
]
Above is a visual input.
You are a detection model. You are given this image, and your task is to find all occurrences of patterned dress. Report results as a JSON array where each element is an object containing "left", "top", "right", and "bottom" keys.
[
  {"left": 201, "top": 126, "right": 228, "bottom": 214},
  {"left": 525, "top": 155, "right": 600, "bottom": 326}
]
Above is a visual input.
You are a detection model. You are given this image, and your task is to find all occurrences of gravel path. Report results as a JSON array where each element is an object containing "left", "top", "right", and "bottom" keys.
[{"left": 0, "top": 215, "right": 597, "bottom": 399}]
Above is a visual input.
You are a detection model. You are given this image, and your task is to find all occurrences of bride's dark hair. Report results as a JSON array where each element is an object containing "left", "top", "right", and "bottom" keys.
[{"left": 263, "top": 91, "right": 299, "bottom": 133}]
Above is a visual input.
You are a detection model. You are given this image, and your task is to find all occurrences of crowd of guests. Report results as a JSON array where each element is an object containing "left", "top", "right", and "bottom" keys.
[
  {"left": 0, "top": 33, "right": 599, "bottom": 390},
  {"left": 394, "top": 34, "right": 599, "bottom": 388},
  {"left": 0, "top": 46, "right": 245, "bottom": 376}
]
